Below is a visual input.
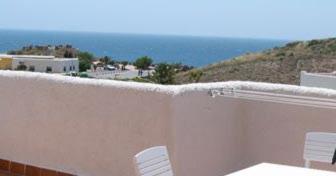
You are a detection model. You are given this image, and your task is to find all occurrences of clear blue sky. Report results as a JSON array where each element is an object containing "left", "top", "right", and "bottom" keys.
[{"left": 0, "top": 0, "right": 335, "bottom": 40}]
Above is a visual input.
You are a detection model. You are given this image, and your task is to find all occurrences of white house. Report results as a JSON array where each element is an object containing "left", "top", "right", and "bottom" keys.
[
  {"left": 300, "top": 71, "right": 336, "bottom": 90},
  {"left": 10, "top": 55, "right": 79, "bottom": 73}
]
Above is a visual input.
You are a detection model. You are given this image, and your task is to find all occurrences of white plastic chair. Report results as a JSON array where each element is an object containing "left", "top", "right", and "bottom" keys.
[
  {"left": 134, "top": 146, "right": 173, "bottom": 176},
  {"left": 304, "top": 132, "right": 336, "bottom": 168}
]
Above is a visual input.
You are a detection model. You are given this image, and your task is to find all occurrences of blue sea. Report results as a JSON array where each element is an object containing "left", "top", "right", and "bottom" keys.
[{"left": 0, "top": 30, "right": 287, "bottom": 67}]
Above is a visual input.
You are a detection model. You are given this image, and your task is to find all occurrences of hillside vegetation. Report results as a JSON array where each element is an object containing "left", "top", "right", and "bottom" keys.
[
  {"left": 176, "top": 38, "right": 336, "bottom": 85},
  {"left": 8, "top": 45, "right": 78, "bottom": 58}
]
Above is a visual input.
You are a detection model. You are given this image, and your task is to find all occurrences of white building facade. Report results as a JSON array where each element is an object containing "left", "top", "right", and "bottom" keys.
[
  {"left": 11, "top": 55, "right": 79, "bottom": 73},
  {"left": 300, "top": 71, "right": 336, "bottom": 90}
]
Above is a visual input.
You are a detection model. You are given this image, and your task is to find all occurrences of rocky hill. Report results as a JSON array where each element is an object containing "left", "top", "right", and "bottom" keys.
[
  {"left": 176, "top": 38, "right": 336, "bottom": 85},
  {"left": 7, "top": 44, "right": 78, "bottom": 58}
]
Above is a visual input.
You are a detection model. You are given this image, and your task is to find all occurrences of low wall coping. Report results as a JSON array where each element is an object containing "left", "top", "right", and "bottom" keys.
[{"left": 1, "top": 70, "right": 336, "bottom": 98}]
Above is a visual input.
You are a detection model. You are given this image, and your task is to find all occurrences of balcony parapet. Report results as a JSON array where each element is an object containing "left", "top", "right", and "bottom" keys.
[{"left": 1, "top": 70, "right": 336, "bottom": 98}]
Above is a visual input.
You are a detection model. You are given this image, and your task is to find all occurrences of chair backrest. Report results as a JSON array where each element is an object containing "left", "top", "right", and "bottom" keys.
[
  {"left": 304, "top": 132, "right": 336, "bottom": 168},
  {"left": 134, "top": 146, "right": 173, "bottom": 176}
]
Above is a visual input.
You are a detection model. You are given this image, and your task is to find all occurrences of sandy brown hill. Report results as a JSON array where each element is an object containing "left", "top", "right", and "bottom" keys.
[{"left": 176, "top": 38, "right": 336, "bottom": 85}]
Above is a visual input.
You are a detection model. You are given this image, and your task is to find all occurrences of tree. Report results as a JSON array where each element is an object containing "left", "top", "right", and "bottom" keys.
[
  {"left": 121, "top": 61, "right": 128, "bottom": 67},
  {"left": 134, "top": 56, "right": 153, "bottom": 70},
  {"left": 171, "top": 63, "right": 182, "bottom": 70},
  {"left": 108, "top": 59, "right": 115, "bottom": 66},
  {"left": 120, "top": 61, "right": 128, "bottom": 70},
  {"left": 7, "top": 50, "right": 16, "bottom": 55},
  {"left": 188, "top": 70, "right": 203, "bottom": 83},
  {"left": 100, "top": 56, "right": 110, "bottom": 66},
  {"left": 64, "top": 50, "right": 75, "bottom": 58},
  {"left": 78, "top": 52, "right": 94, "bottom": 72},
  {"left": 152, "top": 63, "right": 175, "bottom": 85}
]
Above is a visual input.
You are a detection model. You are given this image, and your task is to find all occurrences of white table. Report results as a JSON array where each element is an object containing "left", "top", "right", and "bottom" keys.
[{"left": 226, "top": 163, "right": 336, "bottom": 176}]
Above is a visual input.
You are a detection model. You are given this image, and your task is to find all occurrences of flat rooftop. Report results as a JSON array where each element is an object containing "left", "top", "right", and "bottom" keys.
[{"left": 0, "top": 54, "right": 77, "bottom": 60}]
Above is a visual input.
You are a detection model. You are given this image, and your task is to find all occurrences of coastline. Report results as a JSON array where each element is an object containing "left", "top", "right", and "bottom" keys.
[{"left": 0, "top": 29, "right": 287, "bottom": 67}]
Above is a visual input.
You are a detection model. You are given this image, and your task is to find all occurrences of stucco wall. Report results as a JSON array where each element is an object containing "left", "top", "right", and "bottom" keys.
[
  {"left": 301, "top": 71, "right": 336, "bottom": 90},
  {"left": 1, "top": 71, "right": 336, "bottom": 176},
  {"left": 242, "top": 99, "right": 336, "bottom": 172},
  {"left": 171, "top": 92, "right": 247, "bottom": 176},
  {"left": 0, "top": 75, "right": 174, "bottom": 176},
  {"left": 171, "top": 92, "right": 336, "bottom": 176}
]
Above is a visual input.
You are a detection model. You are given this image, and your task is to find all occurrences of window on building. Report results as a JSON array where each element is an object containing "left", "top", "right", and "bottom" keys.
[
  {"left": 16, "top": 62, "right": 27, "bottom": 71},
  {"left": 46, "top": 66, "right": 52, "bottom": 73},
  {"left": 73, "top": 66, "right": 76, "bottom": 71},
  {"left": 69, "top": 66, "right": 72, "bottom": 71},
  {"left": 63, "top": 66, "right": 67, "bottom": 72},
  {"left": 28, "top": 66, "right": 35, "bottom": 72}
]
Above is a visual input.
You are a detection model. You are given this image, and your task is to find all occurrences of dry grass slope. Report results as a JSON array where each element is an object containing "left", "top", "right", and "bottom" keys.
[
  {"left": 176, "top": 38, "right": 336, "bottom": 85},
  {"left": 8, "top": 45, "right": 78, "bottom": 58}
]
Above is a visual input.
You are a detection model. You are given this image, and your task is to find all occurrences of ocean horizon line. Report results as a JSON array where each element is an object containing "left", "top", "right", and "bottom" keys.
[{"left": 0, "top": 28, "right": 291, "bottom": 42}]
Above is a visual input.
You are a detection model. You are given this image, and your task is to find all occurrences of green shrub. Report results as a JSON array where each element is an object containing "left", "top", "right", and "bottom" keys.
[
  {"left": 78, "top": 52, "right": 94, "bottom": 72},
  {"left": 308, "top": 40, "right": 322, "bottom": 47},
  {"left": 285, "top": 41, "right": 301, "bottom": 48},
  {"left": 152, "top": 63, "right": 175, "bottom": 84},
  {"left": 188, "top": 70, "right": 203, "bottom": 83},
  {"left": 79, "top": 72, "right": 89, "bottom": 78},
  {"left": 134, "top": 56, "right": 153, "bottom": 70}
]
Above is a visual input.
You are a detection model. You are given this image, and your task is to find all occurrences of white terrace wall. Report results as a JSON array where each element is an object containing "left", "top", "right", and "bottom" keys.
[
  {"left": 1, "top": 71, "right": 336, "bottom": 176},
  {"left": 242, "top": 98, "right": 336, "bottom": 172},
  {"left": 171, "top": 92, "right": 247, "bottom": 176},
  {"left": 172, "top": 91, "right": 336, "bottom": 176},
  {"left": 0, "top": 72, "right": 174, "bottom": 176}
]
